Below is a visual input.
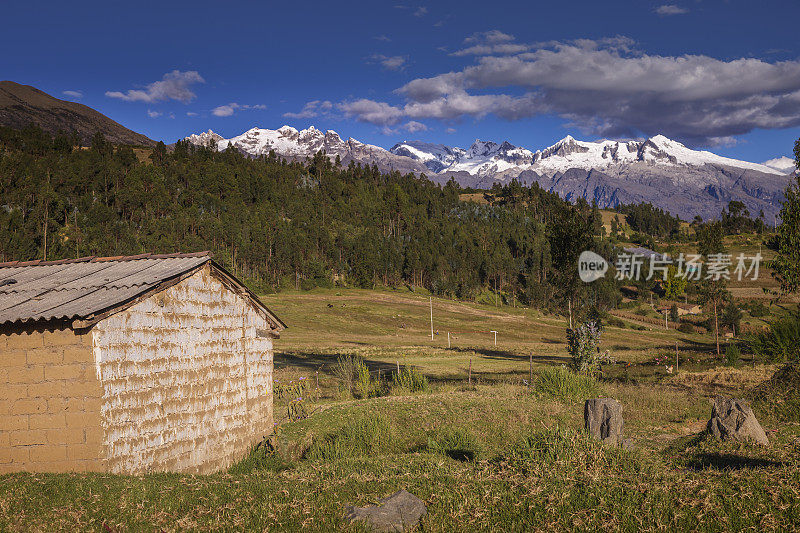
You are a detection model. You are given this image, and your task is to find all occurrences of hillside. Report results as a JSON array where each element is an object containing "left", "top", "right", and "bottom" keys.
[{"left": 0, "top": 81, "right": 154, "bottom": 146}]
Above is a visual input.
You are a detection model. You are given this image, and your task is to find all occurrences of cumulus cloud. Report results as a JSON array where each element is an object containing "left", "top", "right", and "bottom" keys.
[
  {"left": 106, "top": 70, "right": 205, "bottom": 104},
  {"left": 402, "top": 121, "right": 428, "bottom": 133},
  {"left": 452, "top": 30, "right": 529, "bottom": 56},
  {"left": 147, "top": 109, "right": 162, "bottom": 118},
  {"left": 283, "top": 100, "right": 333, "bottom": 119},
  {"left": 62, "top": 90, "right": 82, "bottom": 98},
  {"left": 363, "top": 37, "right": 800, "bottom": 145},
  {"left": 369, "top": 54, "right": 407, "bottom": 70},
  {"left": 212, "top": 102, "right": 267, "bottom": 117},
  {"left": 655, "top": 4, "right": 689, "bottom": 16}
]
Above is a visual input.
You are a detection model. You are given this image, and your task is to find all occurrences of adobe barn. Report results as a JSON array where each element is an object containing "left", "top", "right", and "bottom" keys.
[{"left": 0, "top": 252, "right": 284, "bottom": 474}]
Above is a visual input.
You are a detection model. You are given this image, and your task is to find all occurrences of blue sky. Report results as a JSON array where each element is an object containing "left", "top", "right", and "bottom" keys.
[{"left": 3, "top": 0, "right": 800, "bottom": 163}]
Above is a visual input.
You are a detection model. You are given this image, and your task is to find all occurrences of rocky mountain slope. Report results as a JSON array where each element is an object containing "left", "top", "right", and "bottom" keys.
[
  {"left": 0, "top": 81, "right": 155, "bottom": 146},
  {"left": 187, "top": 126, "right": 795, "bottom": 220}
]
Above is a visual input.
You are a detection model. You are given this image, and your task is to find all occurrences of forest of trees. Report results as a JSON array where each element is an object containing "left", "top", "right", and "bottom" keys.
[{"left": 0, "top": 126, "right": 618, "bottom": 315}]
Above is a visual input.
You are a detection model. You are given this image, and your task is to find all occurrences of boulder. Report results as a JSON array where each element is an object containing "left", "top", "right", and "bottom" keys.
[
  {"left": 584, "top": 398, "right": 624, "bottom": 446},
  {"left": 707, "top": 396, "right": 768, "bottom": 446},
  {"left": 345, "top": 490, "right": 427, "bottom": 532}
]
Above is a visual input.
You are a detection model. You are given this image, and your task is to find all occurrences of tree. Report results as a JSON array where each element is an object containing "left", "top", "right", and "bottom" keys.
[
  {"left": 669, "top": 303, "right": 679, "bottom": 323},
  {"left": 697, "top": 220, "right": 728, "bottom": 356},
  {"left": 720, "top": 301, "right": 742, "bottom": 335},
  {"left": 772, "top": 138, "right": 800, "bottom": 295}
]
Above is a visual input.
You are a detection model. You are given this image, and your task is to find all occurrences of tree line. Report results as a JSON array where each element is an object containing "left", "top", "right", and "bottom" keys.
[{"left": 0, "top": 126, "right": 618, "bottom": 315}]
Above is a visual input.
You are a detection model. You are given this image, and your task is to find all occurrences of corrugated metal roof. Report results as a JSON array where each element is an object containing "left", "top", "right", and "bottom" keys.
[{"left": 0, "top": 252, "right": 284, "bottom": 330}]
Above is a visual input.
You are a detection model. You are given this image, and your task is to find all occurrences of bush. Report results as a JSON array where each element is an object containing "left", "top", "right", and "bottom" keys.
[
  {"left": 427, "top": 427, "right": 482, "bottom": 461},
  {"left": 566, "top": 321, "right": 611, "bottom": 375},
  {"left": 748, "top": 311, "right": 800, "bottom": 363},
  {"left": 750, "top": 363, "right": 800, "bottom": 423},
  {"left": 332, "top": 355, "right": 360, "bottom": 396},
  {"left": 748, "top": 301, "right": 769, "bottom": 317},
  {"left": 677, "top": 322, "right": 695, "bottom": 334},
  {"left": 606, "top": 316, "right": 626, "bottom": 328},
  {"left": 305, "top": 414, "right": 394, "bottom": 461},
  {"left": 353, "top": 358, "right": 386, "bottom": 399},
  {"left": 392, "top": 365, "right": 429, "bottom": 393},
  {"left": 725, "top": 343, "right": 741, "bottom": 366},
  {"left": 534, "top": 365, "right": 600, "bottom": 401}
]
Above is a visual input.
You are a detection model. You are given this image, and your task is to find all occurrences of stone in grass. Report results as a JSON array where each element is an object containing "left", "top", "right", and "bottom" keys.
[
  {"left": 707, "top": 396, "right": 769, "bottom": 446},
  {"left": 345, "top": 490, "right": 427, "bottom": 532},
  {"left": 584, "top": 398, "right": 624, "bottom": 446}
]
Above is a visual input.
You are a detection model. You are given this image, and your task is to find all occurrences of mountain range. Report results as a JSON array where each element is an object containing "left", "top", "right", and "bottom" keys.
[{"left": 186, "top": 125, "right": 796, "bottom": 221}]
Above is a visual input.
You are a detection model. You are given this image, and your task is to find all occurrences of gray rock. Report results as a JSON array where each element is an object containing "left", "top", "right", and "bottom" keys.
[
  {"left": 345, "top": 490, "right": 427, "bottom": 532},
  {"left": 584, "top": 398, "right": 624, "bottom": 446},
  {"left": 707, "top": 396, "right": 769, "bottom": 446}
]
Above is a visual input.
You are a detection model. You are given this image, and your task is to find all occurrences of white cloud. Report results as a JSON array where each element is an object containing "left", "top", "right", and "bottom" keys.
[
  {"left": 106, "top": 70, "right": 204, "bottom": 104},
  {"left": 62, "top": 90, "right": 82, "bottom": 98},
  {"left": 212, "top": 104, "right": 237, "bottom": 117},
  {"left": 369, "top": 54, "right": 407, "bottom": 71},
  {"left": 338, "top": 99, "right": 405, "bottom": 126},
  {"left": 186, "top": 111, "right": 198, "bottom": 117},
  {"left": 283, "top": 100, "right": 333, "bottom": 119},
  {"left": 402, "top": 121, "right": 428, "bottom": 133},
  {"left": 414, "top": 6, "right": 428, "bottom": 17},
  {"left": 655, "top": 4, "right": 689, "bottom": 16},
  {"left": 376, "top": 37, "right": 800, "bottom": 145},
  {"left": 375, "top": 34, "right": 391, "bottom": 42},
  {"left": 445, "top": 127, "right": 456, "bottom": 134},
  {"left": 147, "top": 109, "right": 162, "bottom": 118},
  {"left": 212, "top": 102, "right": 267, "bottom": 117}
]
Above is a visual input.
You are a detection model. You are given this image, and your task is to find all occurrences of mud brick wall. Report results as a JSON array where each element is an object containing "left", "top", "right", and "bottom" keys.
[
  {"left": 0, "top": 327, "right": 103, "bottom": 474},
  {"left": 91, "top": 265, "right": 274, "bottom": 474}
]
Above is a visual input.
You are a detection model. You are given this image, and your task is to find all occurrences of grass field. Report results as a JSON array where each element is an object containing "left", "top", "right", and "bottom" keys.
[{"left": 2, "top": 287, "right": 799, "bottom": 531}]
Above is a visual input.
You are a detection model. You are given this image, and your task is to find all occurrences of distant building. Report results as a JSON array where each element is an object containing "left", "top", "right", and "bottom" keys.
[
  {"left": 623, "top": 246, "right": 666, "bottom": 262},
  {"left": 658, "top": 302, "right": 703, "bottom": 316},
  {"left": 0, "top": 252, "right": 284, "bottom": 474}
]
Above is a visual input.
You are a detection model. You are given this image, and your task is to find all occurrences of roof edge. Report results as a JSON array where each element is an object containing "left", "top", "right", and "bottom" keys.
[{"left": 0, "top": 251, "right": 212, "bottom": 268}]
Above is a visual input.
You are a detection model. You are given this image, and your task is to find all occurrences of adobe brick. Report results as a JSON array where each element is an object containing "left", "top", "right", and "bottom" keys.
[
  {"left": 44, "top": 364, "right": 85, "bottom": 381},
  {"left": 0, "top": 384, "right": 27, "bottom": 401},
  {"left": 67, "top": 443, "right": 99, "bottom": 461},
  {"left": 11, "top": 398, "right": 47, "bottom": 415},
  {"left": 0, "top": 350, "right": 26, "bottom": 367},
  {"left": 29, "top": 445, "right": 68, "bottom": 463},
  {"left": 9, "top": 429, "right": 47, "bottom": 446},
  {"left": 40, "top": 329, "right": 81, "bottom": 347},
  {"left": 5, "top": 332, "right": 42, "bottom": 350},
  {"left": 1, "top": 415, "right": 28, "bottom": 432},
  {"left": 10, "top": 446, "right": 30, "bottom": 463},
  {"left": 62, "top": 345, "right": 92, "bottom": 364},
  {"left": 7, "top": 365, "right": 44, "bottom": 384},
  {"left": 29, "top": 413, "right": 66, "bottom": 430},
  {"left": 65, "top": 411, "right": 99, "bottom": 429},
  {"left": 46, "top": 428, "right": 85, "bottom": 445},
  {"left": 28, "top": 381, "right": 65, "bottom": 399},
  {"left": 26, "top": 347, "right": 63, "bottom": 365}
]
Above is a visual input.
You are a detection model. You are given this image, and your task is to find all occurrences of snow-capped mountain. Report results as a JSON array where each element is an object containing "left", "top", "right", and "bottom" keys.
[
  {"left": 185, "top": 125, "right": 429, "bottom": 174},
  {"left": 392, "top": 134, "right": 785, "bottom": 178},
  {"left": 762, "top": 156, "right": 797, "bottom": 175},
  {"left": 185, "top": 126, "right": 793, "bottom": 220}
]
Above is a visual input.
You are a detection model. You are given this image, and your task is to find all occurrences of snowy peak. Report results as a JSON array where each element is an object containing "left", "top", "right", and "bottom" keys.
[{"left": 763, "top": 156, "right": 796, "bottom": 174}]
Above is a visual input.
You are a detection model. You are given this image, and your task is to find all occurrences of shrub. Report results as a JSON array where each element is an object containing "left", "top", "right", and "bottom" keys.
[
  {"left": 305, "top": 414, "right": 394, "bottom": 461},
  {"left": 750, "top": 363, "right": 800, "bottom": 423},
  {"left": 677, "top": 322, "right": 695, "bottom": 334},
  {"left": 332, "top": 354, "right": 360, "bottom": 395},
  {"left": 748, "top": 311, "right": 800, "bottom": 363},
  {"left": 606, "top": 316, "right": 626, "bottom": 328},
  {"left": 393, "top": 365, "right": 429, "bottom": 393},
  {"left": 725, "top": 343, "right": 741, "bottom": 366},
  {"left": 748, "top": 301, "right": 769, "bottom": 317},
  {"left": 427, "top": 427, "right": 482, "bottom": 461},
  {"left": 534, "top": 365, "right": 600, "bottom": 402},
  {"left": 566, "top": 321, "right": 612, "bottom": 375},
  {"left": 353, "top": 358, "right": 385, "bottom": 399}
]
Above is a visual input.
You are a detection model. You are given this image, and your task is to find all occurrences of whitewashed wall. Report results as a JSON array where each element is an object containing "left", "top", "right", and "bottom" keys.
[{"left": 91, "top": 265, "right": 274, "bottom": 474}]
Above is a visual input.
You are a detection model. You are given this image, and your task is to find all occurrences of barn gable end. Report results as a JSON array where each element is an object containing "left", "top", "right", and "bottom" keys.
[{"left": 0, "top": 253, "right": 283, "bottom": 474}]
